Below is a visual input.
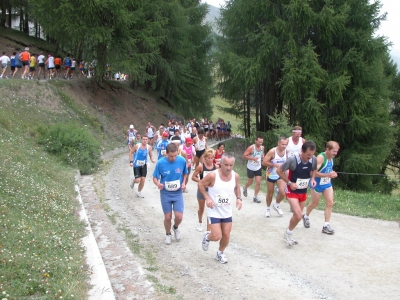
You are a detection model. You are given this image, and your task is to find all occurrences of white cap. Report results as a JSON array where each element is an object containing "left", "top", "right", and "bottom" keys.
[
  {"left": 129, "top": 124, "right": 134, "bottom": 129},
  {"left": 25, "top": 47, "right": 29, "bottom": 51}
]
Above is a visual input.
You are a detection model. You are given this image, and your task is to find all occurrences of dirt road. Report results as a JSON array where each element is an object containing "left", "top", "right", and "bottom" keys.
[{"left": 79, "top": 147, "right": 400, "bottom": 300}]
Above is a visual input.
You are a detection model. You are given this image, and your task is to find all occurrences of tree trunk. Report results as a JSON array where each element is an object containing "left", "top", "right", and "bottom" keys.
[
  {"left": 19, "top": 7, "right": 23, "bottom": 31},
  {"left": 1, "top": 0, "right": 6, "bottom": 28},
  {"left": 23, "top": 11, "right": 29, "bottom": 34},
  {"left": 246, "top": 91, "right": 251, "bottom": 137},
  {"left": 95, "top": 41, "right": 107, "bottom": 83},
  {"left": 7, "top": 2, "right": 11, "bottom": 28}
]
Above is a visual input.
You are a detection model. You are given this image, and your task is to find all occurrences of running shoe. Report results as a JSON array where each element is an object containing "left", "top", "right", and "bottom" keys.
[
  {"left": 283, "top": 231, "right": 298, "bottom": 246},
  {"left": 196, "top": 223, "right": 203, "bottom": 232},
  {"left": 215, "top": 252, "right": 228, "bottom": 264},
  {"left": 322, "top": 224, "right": 335, "bottom": 235},
  {"left": 253, "top": 196, "right": 261, "bottom": 203},
  {"left": 243, "top": 187, "right": 247, "bottom": 197},
  {"left": 202, "top": 232, "right": 210, "bottom": 251},
  {"left": 173, "top": 227, "right": 181, "bottom": 241},
  {"left": 136, "top": 191, "right": 144, "bottom": 198},
  {"left": 165, "top": 235, "right": 172, "bottom": 245},
  {"left": 265, "top": 208, "right": 270, "bottom": 218},
  {"left": 130, "top": 180, "right": 135, "bottom": 189},
  {"left": 302, "top": 214, "right": 310, "bottom": 228},
  {"left": 273, "top": 203, "right": 284, "bottom": 216}
]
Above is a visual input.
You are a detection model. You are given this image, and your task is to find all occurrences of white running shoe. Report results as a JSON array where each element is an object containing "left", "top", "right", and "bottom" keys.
[
  {"left": 173, "top": 227, "right": 181, "bottom": 241},
  {"left": 216, "top": 252, "right": 228, "bottom": 264},
  {"left": 165, "top": 235, "right": 172, "bottom": 245},
  {"left": 136, "top": 191, "right": 144, "bottom": 198},
  {"left": 196, "top": 223, "right": 203, "bottom": 232},
  {"left": 202, "top": 232, "right": 210, "bottom": 251},
  {"left": 130, "top": 180, "right": 135, "bottom": 189},
  {"left": 273, "top": 203, "right": 283, "bottom": 216},
  {"left": 283, "top": 231, "right": 298, "bottom": 246},
  {"left": 265, "top": 208, "right": 271, "bottom": 218}
]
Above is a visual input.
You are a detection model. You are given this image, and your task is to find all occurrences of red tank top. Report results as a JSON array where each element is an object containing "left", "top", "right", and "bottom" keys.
[{"left": 214, "top": 150, "right": 224, "bottom": 167}]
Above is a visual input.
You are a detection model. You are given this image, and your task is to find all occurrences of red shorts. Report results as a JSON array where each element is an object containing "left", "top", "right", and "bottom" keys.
[
  {"left": 65, "top": 66, "right": 70, "bottom": 69},
  {"left": 286, "top": 191, "right": 307, "bottom": 202}
]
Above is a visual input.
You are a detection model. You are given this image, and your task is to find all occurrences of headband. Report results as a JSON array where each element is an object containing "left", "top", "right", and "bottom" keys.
[{"left": 292, "top": 130, "right": 302, "bottom": 133}]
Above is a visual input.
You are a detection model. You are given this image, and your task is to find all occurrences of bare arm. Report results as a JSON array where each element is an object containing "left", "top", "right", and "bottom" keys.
[
  {"left": 191, "top": 163, "right": 203, "bottom": 182},
  {"left": 198, "top": 172, "right": 216, "bottom": 208},
  {"left": 234, "top": 172, "right": 242, "bottom": 210},
  {"left": 262, "top": 149, "right": 275, "bottom": 167},
  {"left": 129, "top": 145, "right": 137, "bottom": 166},
  {"left": 242, "top": 146, "right": 256, "bottom": 161}
]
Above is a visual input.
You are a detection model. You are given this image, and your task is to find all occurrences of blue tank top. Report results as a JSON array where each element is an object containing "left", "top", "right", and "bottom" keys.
[
  {"left": 134, "top": 144, "right": 148, "bottom": 167},
  {"left": 315, "top": 152, "right": 333, "bottom": 188},
  {"left": 288, "top": 153, "right": 314, "bottom": 194},
  {"left": 10, "top": 56, "right": 15, "bottom": 67},
  {"left": 15, "top": 55, "right": 22, "bottom": 66}
]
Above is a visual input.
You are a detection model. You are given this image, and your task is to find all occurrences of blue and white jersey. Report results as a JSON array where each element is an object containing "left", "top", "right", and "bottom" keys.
[
  {"left": 155, "top": 139, "right": 170, "bottom": 160},
  {"left": 133, "top": 144, "right": 149, "bottom": 168},
  {"left": 315, "top": 152, "right": 333, "bottom": 188},
  {"left": 153, "top": 156, "right": 188, "bottom": 194}
]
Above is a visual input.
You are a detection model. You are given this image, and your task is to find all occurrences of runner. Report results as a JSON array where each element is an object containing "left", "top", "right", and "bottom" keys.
[
  {"left": 262, "top": 137, "right": 288, "bottom": 217},
  {"left": 12, "top": 50, "right": 23, "bottom": 78},
  {"left": 192, "top": 148, "right": 217, "bottom": 232},
  {"left": 152, "top": 143, "right": 188, "bottom": 245},
  {"left": 0, "top": 51, "right": 10, "bottom": 79},
  {"left": 20, "top": 47, "right": 30, "bottom": 79},
  {"left": 37, "top": 52, "right": 46, "bottom": 79},
  {"left": 199, "top": 153, "right": 242, "bottom": 264},
  {"left": 146, "top": 121, "right": 156, "bottom": 147},
  {"left": 180, "top": 137, "right": 196, "bottom": 190},
  {"left": 276, "top": 141, "right": 317, "bottom": 246},
  {"left": 126, "top": 124, "right": 136, "bottom": 147},
  {"left": 45, "top": 54, "right": 55, "bottom": 79},
  {"left": 193, "top": 128, "right": 207, "bottom": 170},
  {"left": 242, "top": 136, "right": 265, "bottom": 203},
  {"left": 213, "top": 142, "right": 225, "bottom": 168},
  {"left": 63, "top": 54, "right": 71, "bottom": 79},
  {"left": 129, "top": 135, "right": 155, "bottom": 198},
  {"left": 9, "top": 52, "right": 16, "bottom": 78},
  {"left": 303, "top": 141, "right": 339, "bottom": 234},
  {"left": 286, "top": 126, "right": 306, "bottom": 158},
  {"left": 155, "top": 131, "right": 170, "bottom": 160},
  {"left": 28, "top": 53, "right": 36, "bottom": 80},
  {"left": 70, "top": 57, "right": 77, "bottom": 79},
  {"left": 54, "top": 55, "right": 62, "bottom": 78}
]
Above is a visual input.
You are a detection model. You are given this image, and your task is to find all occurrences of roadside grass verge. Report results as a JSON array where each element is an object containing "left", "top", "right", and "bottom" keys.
[{"left": 222, "top": 139, "right": 400, "bottom": 221}]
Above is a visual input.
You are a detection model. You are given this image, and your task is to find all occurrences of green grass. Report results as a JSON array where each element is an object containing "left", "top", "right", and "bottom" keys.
[
  {"left": 221, "top": 139, "right": 400, "bottom": 221},
  {"left": 210, "top": 95, "right": 243, "bottom": 134}
]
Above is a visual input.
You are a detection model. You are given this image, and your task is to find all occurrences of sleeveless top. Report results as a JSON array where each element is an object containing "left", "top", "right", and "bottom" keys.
[
  {"left": 133, "top": 143, "right": 149, "bottom": 168},
  {"left": 287, "top": 137, "right": 303, "bottom": 158},
  {"left": 196, "top": 137, "right": 206, "bottom": 151},
  {"left": 266, "top": 148, "right": 287, "bottom": 180},
  {"left": 30, "top": 56, "right": 36, "bottom": 67},
  {"left": 191, "top": 133, "right": 197, "bottom": 139},
  {"left": 246, "top": 145, "right": 263, "bottom": 171},
  {"left": 127, "top": 130, "right": 136, "bottom": 143},
  {"left": 315, "top": 152, "right": 333, "bottom": 188},
  {"left": 287, "top": 153, "right": 314, "bottom": 194},
  {"left": 214, "top": 150, "right": 224, "bottom": 167},
  {"left": 48, "top": 57, "right": 55, "bottom": 68},
  {"left": 200, "top": 163, "right": 217, "bottom": 180},
  {"left": 147, "top": 127, "right": 154, "bottom": 138},
  {"left": 207, "top": 170, "right": 236, "bottom": 219},
  {"left": 181, "top": 144, "right": 195, "bottom": 167}
]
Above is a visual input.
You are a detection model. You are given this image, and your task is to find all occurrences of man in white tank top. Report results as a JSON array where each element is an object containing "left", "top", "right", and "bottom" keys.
[
  {"left": 242, "top": 136, "right": 265, "bottom": 203},
  {"left": 146, "top": 121, "right": 156, "bottom": 147},
  {"left": 262, "top": 137, "right": 288, "bottom": 217},
  {"left": 198, "top": 154, "right": 242, "bottom": 264},
  {"left": 286, "top": 126, "right": 306, "bottom": 158}
]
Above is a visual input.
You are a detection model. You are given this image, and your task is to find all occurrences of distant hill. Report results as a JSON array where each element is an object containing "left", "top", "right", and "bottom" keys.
[{"left": 204, "top": 4, "right": 220, "bottom": 33}]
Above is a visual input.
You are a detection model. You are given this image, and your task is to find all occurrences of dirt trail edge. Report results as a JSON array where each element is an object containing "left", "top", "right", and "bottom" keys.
[{"left": 78, "top": 146, "right": 400, "bottom": 300}]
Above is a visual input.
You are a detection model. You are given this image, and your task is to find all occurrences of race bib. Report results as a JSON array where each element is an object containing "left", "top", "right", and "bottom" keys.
[
  {"left": 296, "top": 178, "right": 310, "bottom": 189},
  {"left": 320, "top": 177, "right": 331, "bottom": 185},
  {"left": 137, "top": 160, "right": 145, "bottom": 166},
  {"left": 288, "top": 152, "right": 295, "bottom": 158},
  {"left": 203, "top": 170, "right": 212, "bottom": 177},
  {"left": 165, "top": 180, "right": 180, "bottom": 191},
  {"left": 251, "top": 159, "right": 260, "bottom": 166},
  {"left": 161, "top": 150, "right": 166, "bottom": 156},
  {"left": 215, "top": 158, "right": 221, "bottom": 165},
  {"left": 187, "top": 158, "right": 192, "bottom": 165},
  {"left": 129, "top": 136, "right": 135, "bottom": 141},
  {"left": 215, "top": 193, "right": 231, "bottom": 206}
]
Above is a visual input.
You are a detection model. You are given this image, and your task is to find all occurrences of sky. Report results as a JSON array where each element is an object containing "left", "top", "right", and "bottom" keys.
[{"left": 201, "top": 0, "right": 400, "bottom": 61}]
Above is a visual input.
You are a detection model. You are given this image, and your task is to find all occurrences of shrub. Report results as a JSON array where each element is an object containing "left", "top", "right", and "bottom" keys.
[{"left": 37, "top": 122, "right": 101, "bottom": 174}]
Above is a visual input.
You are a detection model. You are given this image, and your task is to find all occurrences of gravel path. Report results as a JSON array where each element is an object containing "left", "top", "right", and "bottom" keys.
[{"left": 78, "top": 146, "right": 400, "bottom": 300}]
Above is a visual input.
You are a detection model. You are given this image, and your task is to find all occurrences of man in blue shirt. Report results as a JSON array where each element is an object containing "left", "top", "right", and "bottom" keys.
[
  {"left": 153, "top": 143, "right": 188, "bottom": 245},
  {"left": 155, "top": 131, "right": 170, "bottom": 160}
]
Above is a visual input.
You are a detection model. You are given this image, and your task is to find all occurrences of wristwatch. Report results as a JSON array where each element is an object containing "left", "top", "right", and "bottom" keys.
[
  {"left": 237, "top": 197, "right": 242, "bottom": 201},
  {"left": 287, "top": 181, "right": 292, "bottom": 186}
]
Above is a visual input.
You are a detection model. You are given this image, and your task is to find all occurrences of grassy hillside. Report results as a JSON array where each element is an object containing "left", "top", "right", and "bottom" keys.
[{"left": 211, "top": 95, "right": 243, "bottom": 134}]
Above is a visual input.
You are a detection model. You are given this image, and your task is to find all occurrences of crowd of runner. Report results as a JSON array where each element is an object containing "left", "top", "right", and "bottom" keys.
[
  {"left": 126, "top": 118, "right": 340, "bottom": 263},
  {"left": 0, "top": 48, "right": 126, "bottom": 80}
]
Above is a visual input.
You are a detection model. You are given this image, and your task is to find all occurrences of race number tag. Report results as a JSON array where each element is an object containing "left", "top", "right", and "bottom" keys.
[
  {"left": 215, "top": 158, "right": 221, "bottom": 165},
  {"left": 129, "top": 136, "right": 135, "bottom": 142},
  {"left": 137, "top": 160, "right": 145, "bottom": 166},
  {"left": 296, "top": 178, "right": 310, "bottom": 189},
  {"left": 187, "top": 159, "right": 192, "bottom": 165},
  {"left": 252, "top": 159, "right": 260, "bottom": 166},
  {"left": 320, "top": 177, "right": 331, "bottom": 185},
  {"left": 165, "top": 180, "right": 180, "bottom": 191},
  {"left": 203, "top": 171, "right": 212, "bottom": 177},
  {"left": 161, "top": 150, "right": 166, "bottom": 156},
  {"left": 215, "top": 193, "right": 231, "bottom": 206}
]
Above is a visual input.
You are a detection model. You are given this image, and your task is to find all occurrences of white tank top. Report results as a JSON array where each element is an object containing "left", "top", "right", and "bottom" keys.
[
  {"left": 147, "top": 127, "right": 154, "bottom": 138},
  {"left": 287, "top": 137, "right": 303, "bottom": 158},
  {"left": 196, "top": 137, "right": 206, "bottom": 151},
  {"left": 267, "top": 148, "right": 287, "bottom": 179},
  {"left": 246, "top": 145, "right": 263, "bottom": 171},
  {"left": 207, "top": 170, "right": 236, "bottom": 219}
]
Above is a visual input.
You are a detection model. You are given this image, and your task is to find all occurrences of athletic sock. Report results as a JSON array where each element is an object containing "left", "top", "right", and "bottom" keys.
[
  {"left": 324, "top": 222, "right": 329, "bottom": 227},
  {"left": 286, "top": 228, "right": 292, "bottom": 234}
]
